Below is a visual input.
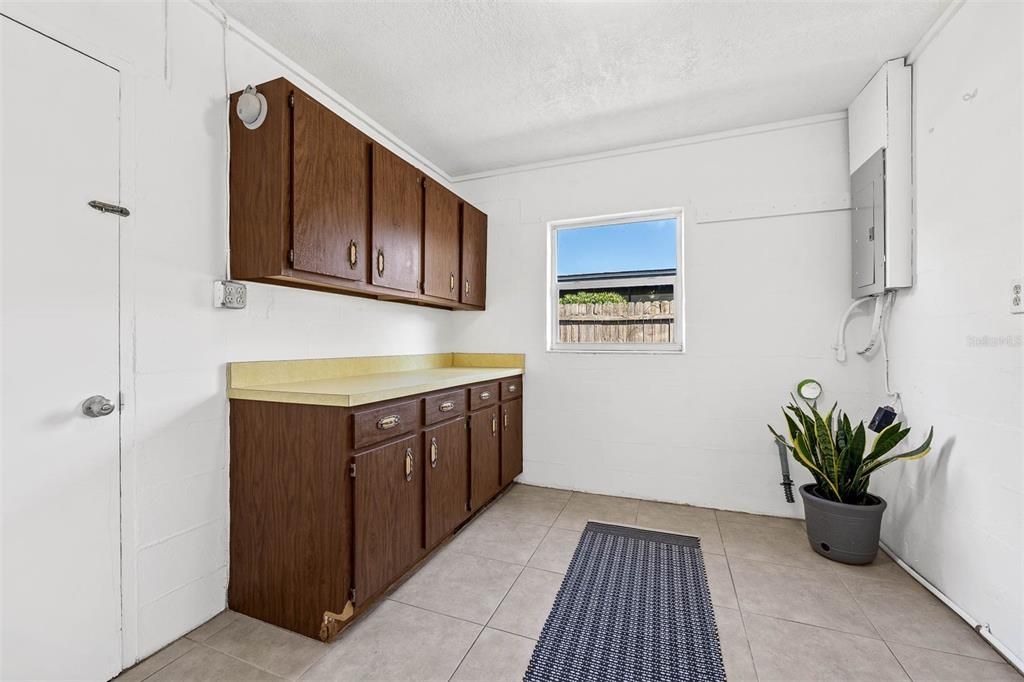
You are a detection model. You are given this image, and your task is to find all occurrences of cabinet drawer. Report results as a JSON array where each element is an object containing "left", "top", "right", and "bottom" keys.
[
  {"left": 468, "top": 383, "right": 499, "bottom": 411},
  {"left": 500, "top": 377, "right": 522, "bottom": 400},
  {"left": 424, "top": 389, "right": 466, "bottom": 425},
  {"left": 353, "top": 399, "right": 418, "bottom": 449}
]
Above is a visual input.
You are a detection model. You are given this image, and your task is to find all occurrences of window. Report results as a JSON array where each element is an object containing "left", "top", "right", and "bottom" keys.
[{"left": 548, "top": 208, "right": 684, "bottom": 352}]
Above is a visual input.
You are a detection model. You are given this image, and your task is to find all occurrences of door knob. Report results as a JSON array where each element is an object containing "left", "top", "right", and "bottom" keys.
[{"left": 82, "top": 395, "right": 115, "bottom": 418}]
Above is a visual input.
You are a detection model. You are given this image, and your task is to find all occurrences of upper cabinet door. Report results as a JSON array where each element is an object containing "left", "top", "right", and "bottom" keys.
[
  {"left": 423, "top": 181, "right": 461, "bottom": 301},
  {"left": 292, "top": 91, "right": 370, "bottom": 281},
  {"left": 461, "top": 203, "right": 487, "bottom": 308},
  {"left": 371, "top": 145, "right": 422, "bottom": 293}
]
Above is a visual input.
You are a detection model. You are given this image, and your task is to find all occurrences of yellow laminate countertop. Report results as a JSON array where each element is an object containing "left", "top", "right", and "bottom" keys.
[{"left": 227, "top": 353, "right": 524, "bottom": 407}]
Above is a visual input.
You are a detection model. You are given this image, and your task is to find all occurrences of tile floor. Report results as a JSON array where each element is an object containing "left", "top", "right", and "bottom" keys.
[{"left": 117, "top": 484, "right": 1021, "bottom": 682}]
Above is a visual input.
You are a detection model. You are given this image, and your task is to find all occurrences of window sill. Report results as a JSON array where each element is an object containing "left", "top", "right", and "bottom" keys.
[{"left": 547, "top": 344, "right": 684, "bottom": 355}]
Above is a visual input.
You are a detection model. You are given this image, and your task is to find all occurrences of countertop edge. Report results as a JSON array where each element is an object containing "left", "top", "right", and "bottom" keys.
[{"left": 227, "top": 368, "right": 523, "bottom": 407}]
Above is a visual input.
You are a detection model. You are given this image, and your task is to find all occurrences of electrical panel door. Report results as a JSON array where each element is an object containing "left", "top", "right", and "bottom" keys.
[{"left": 851, "top": 148, "right": 886, "bottom": 297}]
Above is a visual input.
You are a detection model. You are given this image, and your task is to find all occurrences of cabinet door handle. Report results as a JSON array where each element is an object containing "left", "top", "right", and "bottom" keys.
[
  {"left": 491, "top": 416, "right": 497, "bottom": 435},
  {"left": 439, "top": 400, "right": 455, "bottom": 412},
  {"left": 377, "top": 249, "right": 385, "bottom": 277},
  {"left": 405, "top": 448, "right": 414, "bottom": 481},
  {"left": 464, "top": 279, "right": 470, "bottom": 295},
  {"left": 503, "top": 412, "right": 509, "bottom": 429},
  {"left": 349, "top": 240, "right": 358, "bottom": 268},
  {"left": 377, "top": 414, "right": 400, "bottom": 430},
  {"left": 480, "top": 391, "right": 491, "bottom": 400},
  {"left": 449, "top": 273, "right": 455, "bottom": 292},
  {"left": 430, "top": 437, "right": 438, "bottom": 468}
]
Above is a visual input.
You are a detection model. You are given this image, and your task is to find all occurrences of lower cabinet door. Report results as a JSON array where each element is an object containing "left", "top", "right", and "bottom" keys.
[
  {"left": 500, "top": 399, "right": 523, "bottom": 486},
  {"left": 352, "top": 435, "right": 423, "bottom": 604},
  {"left": 425, "top": 419, "right": 469, "bottom": 548},
  {"left": 469, "top": 406, "right": 500, "bottom": 511}
]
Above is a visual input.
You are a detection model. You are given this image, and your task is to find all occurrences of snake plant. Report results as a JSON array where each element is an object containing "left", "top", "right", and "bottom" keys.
[{"left": 768, "top": 399, "right": 934, "bottom": 505}]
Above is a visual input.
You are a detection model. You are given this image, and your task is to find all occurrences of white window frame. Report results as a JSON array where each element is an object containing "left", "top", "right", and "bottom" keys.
[{"left": 547, "top": 207, "right": 685, "bottom": 354}]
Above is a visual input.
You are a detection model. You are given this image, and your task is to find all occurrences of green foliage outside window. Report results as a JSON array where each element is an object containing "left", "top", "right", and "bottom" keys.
[{"left": 559, "top": 291, "right": 627, "bottom": 305}]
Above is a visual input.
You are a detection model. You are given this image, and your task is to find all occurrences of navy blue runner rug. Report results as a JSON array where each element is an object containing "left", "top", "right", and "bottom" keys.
[{"left": 524, "top": 521, "right": 726, "bottom": 681}]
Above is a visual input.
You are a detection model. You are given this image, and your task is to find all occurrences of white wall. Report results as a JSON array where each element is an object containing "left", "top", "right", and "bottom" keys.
[
  {"left": 451, "top": 116, "right": 886, "bottom": 517},
  {"left": 2, "top": 0, "right": 455, "bottom": 665},
  {"left": 871, "top": 0, "right": 1024, "bottom": 663}
]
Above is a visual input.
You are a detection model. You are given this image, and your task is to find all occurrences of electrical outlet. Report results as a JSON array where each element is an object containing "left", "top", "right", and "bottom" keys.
[
  {"left": 1011, "top": 279, "right": 1023, "bottom": 315},
  {"left": 214, "top": 280, "right": 247, "bottom": 309}
]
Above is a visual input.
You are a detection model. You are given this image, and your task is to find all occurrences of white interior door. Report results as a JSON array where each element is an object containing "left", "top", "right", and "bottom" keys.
[{"left": 1, "top": 16, "right": 122, "bottom": 681}]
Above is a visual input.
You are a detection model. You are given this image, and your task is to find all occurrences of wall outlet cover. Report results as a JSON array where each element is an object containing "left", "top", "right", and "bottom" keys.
[
  {"left": 1011, "top": 278, "right": 1023, "bottom": 314},
  {"left": 214, "top": 280, "right": 247, "bottom": 309}
]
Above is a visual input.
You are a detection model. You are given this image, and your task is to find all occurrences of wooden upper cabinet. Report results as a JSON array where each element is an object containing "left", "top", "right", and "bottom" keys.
[
  {"left": 371, "top": 145, "right": 422, "bottom": 293},
  {"left": 292, "top": 91, "right": 370, "bottom": 282},
  {"left": 423, "top": 181, "right": 461, "bottom": 301},
  {"left": 229, "top": 78, "right": 486, "bottom": 310},
  {"left": 461, "top": 203, "right": 487, "bottom": 307}
]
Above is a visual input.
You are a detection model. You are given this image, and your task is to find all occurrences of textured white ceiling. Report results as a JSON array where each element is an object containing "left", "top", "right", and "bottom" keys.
[{"left": 216, "top": 1, "right": 948, "bottom": 177}]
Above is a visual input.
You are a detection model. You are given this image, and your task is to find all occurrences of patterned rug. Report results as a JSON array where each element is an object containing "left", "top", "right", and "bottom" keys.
[{"left": 524, "top": 521, "right": 726, "bottom": 681}]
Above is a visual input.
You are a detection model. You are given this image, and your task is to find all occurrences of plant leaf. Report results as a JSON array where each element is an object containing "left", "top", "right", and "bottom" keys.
[
  {"left": 866, "top": 422, "right": 910, "bottom": 463},
  {"left": 863, "top": 427, "right": 934, "bottom": 476}
]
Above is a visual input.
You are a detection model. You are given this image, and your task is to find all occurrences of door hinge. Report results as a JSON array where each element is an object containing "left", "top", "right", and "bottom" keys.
[
  {"left": 350, "top": 587, "right": 356, "bottom": 602},
  {"left": 288, "top": 93, "right": 295, "bottom": 108},
  {"left": 288, "top": 248, "right": 295, "bottom": 264},
  {"left": 349, "top": 463, "right": 356, "bottom": 478},
  {"left": 88, "top": 200, "right": 130, "bottom": 217}
]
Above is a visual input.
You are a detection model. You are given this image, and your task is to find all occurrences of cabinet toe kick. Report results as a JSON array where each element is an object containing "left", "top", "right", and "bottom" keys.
[{"left": 319, "top": 601, "right": 355, "bottom": 642}]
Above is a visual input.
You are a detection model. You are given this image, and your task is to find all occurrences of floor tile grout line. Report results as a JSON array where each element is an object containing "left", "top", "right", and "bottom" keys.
[
  {"left": 737, "top": 609, "right": 765, "bottom": 682},
  {"left": 451, "top": 561, "right": 529, "bottom": 681},
  {"left": 385, "top": 592, "right": 507, "bottom": 630},
  {"left": 878, "top": 638, "right": 1014, "bottom": 665},
  {"left": 128, "top": 640, "right": 197, "bottom": 682},
  {"left": 719, "top": 534, "right": 760, "bottom": 682},
  {"left": 205, "top": 612, "right": 333, "bottom": 680},
  {"left": 880, "top": 639, "right": 915, "bottom": 681},
  {"left": 193, "top": 642, "right": 289, "bottom": 680}
]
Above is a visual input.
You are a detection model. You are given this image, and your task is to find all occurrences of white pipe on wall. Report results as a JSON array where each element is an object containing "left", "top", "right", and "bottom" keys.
[{"left": 880, "top": 542, "right": 1024, "bottom": 674}]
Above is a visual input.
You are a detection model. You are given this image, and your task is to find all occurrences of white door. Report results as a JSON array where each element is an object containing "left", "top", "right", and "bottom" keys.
[{"left": 1, "top": 16, "right": 123, "bottom": 681}]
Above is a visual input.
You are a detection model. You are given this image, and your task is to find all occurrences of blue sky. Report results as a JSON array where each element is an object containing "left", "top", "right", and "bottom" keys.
[{"left": 556, "top": 219, "right": 677, "bottom": 276}]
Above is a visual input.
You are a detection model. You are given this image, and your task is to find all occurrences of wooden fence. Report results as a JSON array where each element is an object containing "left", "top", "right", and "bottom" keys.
[{"left": 557, "top": 300, "right": 675, "bottom": 344}]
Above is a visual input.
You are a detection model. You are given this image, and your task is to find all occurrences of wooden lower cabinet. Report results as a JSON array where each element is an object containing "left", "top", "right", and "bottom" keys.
[
  {"left": 352, "top": 436, "right": 424, "bottom": 605},
  {"left": 501, "top": 398, "right": 523, "bottom": 487},
  {"left": 424, "top": 420, "right": 469, "bottom": 548},
  {"left": 469, "top": 406, "right": 501, "bottom": 511},
  {"left": 228, "top": 375, "right": 523, "bottom": 642}
]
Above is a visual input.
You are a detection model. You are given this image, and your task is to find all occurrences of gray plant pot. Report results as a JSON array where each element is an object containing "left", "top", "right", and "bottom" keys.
[{"left": 800, "top": 484, "right": 887, "bottom": 565}]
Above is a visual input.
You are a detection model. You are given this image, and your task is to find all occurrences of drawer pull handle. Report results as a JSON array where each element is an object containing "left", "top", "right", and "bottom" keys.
[
  {"left": 349, "top": 240, "right": 358, "bottom": 268},
  {"left": 449, "top": 272, "right": 455, "bottom": 292},
  {"left": 491, "top": 416, "right": 497, "bottom": 435},
  {"left": 480, "top": 391, "right": 491, "bottom": 400},
  {"left": 377, "top": 414, "right": 401, "bottom": 430},
  {"left": 377, "top": 249, "right": 385, "bottom": 277},
  {"left": 508, "top": 385, "right": 517, "bottom": 393},
  {"left": 430, "top": 437, "right": 438, "bottom": 468},
  {"left": 439, "top": 400, "right": 456, "bottom": 412},
  {"left": 405, "top": 448, "right": 414, "bottom": 481}
]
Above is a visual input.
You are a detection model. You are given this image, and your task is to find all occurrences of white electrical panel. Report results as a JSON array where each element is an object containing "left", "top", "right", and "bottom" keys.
[{"left": 848, "top": 59, "right": 913, "bottom": 298}]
